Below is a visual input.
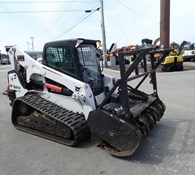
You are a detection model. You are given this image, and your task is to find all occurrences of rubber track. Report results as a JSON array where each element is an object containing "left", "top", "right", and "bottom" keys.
[{"left": 13, "top": 93, "right": 88, "bottom": 146}]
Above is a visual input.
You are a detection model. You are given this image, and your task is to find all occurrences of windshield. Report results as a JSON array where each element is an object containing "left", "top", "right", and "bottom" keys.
[{"left": 77, "top": 44, "right": 103, "bottom": 94}]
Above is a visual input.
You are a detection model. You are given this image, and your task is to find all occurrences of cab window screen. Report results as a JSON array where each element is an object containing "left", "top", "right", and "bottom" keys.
[
  {"left": 77, "top": 45, "right": 99, "bottom": 77},
  {"left": 77, "top": 44, "right": 102, "bottom": 93},
  {"left": 45, "top": 46, "right": 75, "bottom": 76}
]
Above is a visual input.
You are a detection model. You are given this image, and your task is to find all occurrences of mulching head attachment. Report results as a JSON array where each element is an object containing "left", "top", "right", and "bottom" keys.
[
  {"left": 88, "top": 47, "right": 171, "bottom": 157},
  {"left": 88, "top": 96, "right": 166, "bottom": 157}
]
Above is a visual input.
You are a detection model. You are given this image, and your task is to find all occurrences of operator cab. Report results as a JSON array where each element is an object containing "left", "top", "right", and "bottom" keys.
[{"left": 42, "top": 39, "right": 103, "bottom": 95}]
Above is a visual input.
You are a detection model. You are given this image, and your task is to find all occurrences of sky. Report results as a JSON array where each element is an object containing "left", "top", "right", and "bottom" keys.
[{"left": 0, "top": 0, "right": 195, "bottom": 53}]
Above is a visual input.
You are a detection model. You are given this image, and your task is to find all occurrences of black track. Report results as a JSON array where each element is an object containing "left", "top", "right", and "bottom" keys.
[{"left": 12, "top": 93, "right": 89, "bottom": 146}]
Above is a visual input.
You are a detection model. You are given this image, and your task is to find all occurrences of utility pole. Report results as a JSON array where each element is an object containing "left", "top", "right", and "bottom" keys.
[
  {"left": 160, "top": 0, "right": 170, "bottom": 48},
  {"left": 30, "top": 36, "right": 35, "bottom": 51},
  {"left": 100, "top": 0, "right": 107, "bottom": 67},
  {"left": 26, "top": 42, "right": 30, "bottom": 50}
]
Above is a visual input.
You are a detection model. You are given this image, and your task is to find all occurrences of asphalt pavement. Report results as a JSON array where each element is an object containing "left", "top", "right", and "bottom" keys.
[{"left": 0, "top": 63, "right": 195, "bottom": 175}]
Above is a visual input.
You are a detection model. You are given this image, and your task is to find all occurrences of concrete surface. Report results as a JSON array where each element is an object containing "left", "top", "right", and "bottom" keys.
[{"left": 0, "top": 64, "right": 195, "bottom": 175}]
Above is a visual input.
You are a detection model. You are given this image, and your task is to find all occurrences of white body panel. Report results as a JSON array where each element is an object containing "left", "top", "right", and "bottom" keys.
[
  {"left": 40, "top": 92, "right": 94, "bottom": 118},
  {"left": 8, "top": 72, "right": 28, "bottom": 97},
  {"left": 8, "top": 46, "right": 114, "bottom": 118}
]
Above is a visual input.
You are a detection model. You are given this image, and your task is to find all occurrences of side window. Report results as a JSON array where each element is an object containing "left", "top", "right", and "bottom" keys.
[{"left": 45, "top": 46, "right": 75, "bottom": 76}]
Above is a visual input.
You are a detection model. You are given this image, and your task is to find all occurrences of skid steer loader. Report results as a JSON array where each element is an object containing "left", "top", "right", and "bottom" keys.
[{"left": 5, "top": 38, "right": 171, "bottom": 157}]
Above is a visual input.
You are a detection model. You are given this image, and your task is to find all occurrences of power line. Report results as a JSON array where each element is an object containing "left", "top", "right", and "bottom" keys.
[
  {"left": 46, "top": 1, "right": 74, "bottom": 32},
  {"left": 0, "top": 1, "right": 98, "bottom": 3},
  {"left": 37, "top": 0, "right": 75, "bottom": 38},
  {"left": 0, "top": 10, "right": 88, "bottom": 14},
  {"left": 115, "top": 0, "right": 159, "bottom": 24},
  {"left": 55, "top": 7, "right": 98, "bottom": 40},
  {"left": 50, "top": 0, "right": 84, "bottom": 31}
]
